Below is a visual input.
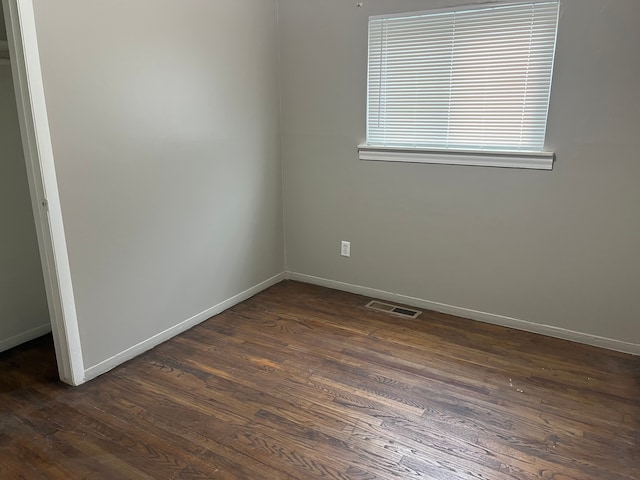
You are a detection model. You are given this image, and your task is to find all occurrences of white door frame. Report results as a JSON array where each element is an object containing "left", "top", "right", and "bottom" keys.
[{"left": 3, "top": 0, "right": 84, "bottom": 385}]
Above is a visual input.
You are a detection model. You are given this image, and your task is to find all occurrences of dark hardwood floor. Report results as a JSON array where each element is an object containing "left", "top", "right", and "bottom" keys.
[{"left": 1, "top": 280, "right": 638, "bottom": 479}]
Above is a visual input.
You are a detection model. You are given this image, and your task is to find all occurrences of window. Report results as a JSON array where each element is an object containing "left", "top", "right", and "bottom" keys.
[{"left": 359, "top": 1, "right": 559, "bottom": 169}]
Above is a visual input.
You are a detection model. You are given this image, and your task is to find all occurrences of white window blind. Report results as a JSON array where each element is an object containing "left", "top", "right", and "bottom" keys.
[{"left": 366, "top": 1, "right": 559, "bottom": 153}]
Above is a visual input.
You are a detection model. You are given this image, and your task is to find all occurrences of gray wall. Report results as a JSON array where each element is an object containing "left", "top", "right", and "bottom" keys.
[
  {"left": 32, "top": 0, "right": 284, "bottom": 369},
  {"left": 279, "top": 0, "right": 640, "bottom": 345},
  {"left": 0, "top": 4, "right": 6, "bottom": 40},
  {"left": 25, "top": 0, "right": 640, "bottom": 371},
  {"left": 0, "top": 13, "right": 49, "bottom": 352}
]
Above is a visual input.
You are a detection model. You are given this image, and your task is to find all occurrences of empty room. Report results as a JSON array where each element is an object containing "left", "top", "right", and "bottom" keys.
[{"left": 0, "top": 0, "right": 638, "bottom": 478}]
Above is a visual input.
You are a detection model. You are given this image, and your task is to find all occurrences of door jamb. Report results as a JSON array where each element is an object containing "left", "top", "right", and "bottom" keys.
[{"left": 3, "top": 0, "right": 84, "bottom": 385}]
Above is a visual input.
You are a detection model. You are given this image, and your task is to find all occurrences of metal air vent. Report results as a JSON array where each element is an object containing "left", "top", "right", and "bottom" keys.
[{"left": 365, "top": 300, "right": 421, "bottom": 319}]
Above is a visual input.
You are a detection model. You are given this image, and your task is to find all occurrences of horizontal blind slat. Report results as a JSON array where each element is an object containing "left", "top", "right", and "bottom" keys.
[{"left": 367, "top": 1, "right": 559, "bottom": 151}]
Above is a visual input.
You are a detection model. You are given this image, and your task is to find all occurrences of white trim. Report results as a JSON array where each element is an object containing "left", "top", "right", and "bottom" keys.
[
  {"left": 83, "top": 272, "right": 286, "bottom": 382},
  {"left": 358, "top": 145, "right": 555, "bottom": 170},
  {"left": 3, "top": 0, "right": 85, "bottom": 385},
  {"left": 0, "top": 324, "right": 51, "bottom": 354},
  {"left": 286, "top": 272, "right": 640, "bottom": 356}
]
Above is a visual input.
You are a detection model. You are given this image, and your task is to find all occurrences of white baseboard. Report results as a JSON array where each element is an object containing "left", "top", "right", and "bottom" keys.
[
  {"left": 83, "top": 272, "right": 286, "bottom": 382},
  {"left": 286, "top": 272, "right": 640, "bottom": 356},
  {"left": 0, "top": 323, "right": 52, "bottom": 354}
]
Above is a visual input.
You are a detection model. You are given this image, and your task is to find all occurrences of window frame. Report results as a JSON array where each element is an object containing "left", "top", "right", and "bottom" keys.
[{"left": 358, "top": 1, "right": 559, "bottom": 170}]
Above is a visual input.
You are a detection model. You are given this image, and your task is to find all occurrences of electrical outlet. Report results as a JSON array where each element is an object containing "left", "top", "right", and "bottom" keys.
[{"left": 341, "top": 241, "right": 351, "bottom": 257}]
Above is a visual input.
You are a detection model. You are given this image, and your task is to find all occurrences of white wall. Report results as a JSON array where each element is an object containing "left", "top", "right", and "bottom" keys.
[
  {"left": 0, "top": 6, "right": 49, "bottom": 352},
  {"left": 32, "top": 0, "right": 284, "bottom": 371},
  {"left": 279, "top": 0, "right": 640, "bottom": 350}
]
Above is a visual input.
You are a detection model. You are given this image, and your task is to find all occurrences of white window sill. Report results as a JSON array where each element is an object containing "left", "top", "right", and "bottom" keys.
[{"left": 357, "top": 145, "right": 554, "bottom": 170}]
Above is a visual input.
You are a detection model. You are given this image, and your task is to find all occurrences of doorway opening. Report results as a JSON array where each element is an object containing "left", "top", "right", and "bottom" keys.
[
  {"left": 1, "top": 0, "right": 83, "bottom": 385},
  {"left": 0, "top": 1, "right": 49, "bottom": 355}
]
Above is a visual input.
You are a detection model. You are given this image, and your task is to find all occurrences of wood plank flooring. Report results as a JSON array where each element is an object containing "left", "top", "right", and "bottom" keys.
[{"left": 1, "top": 280, "right": 638, "bottom": 479}]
